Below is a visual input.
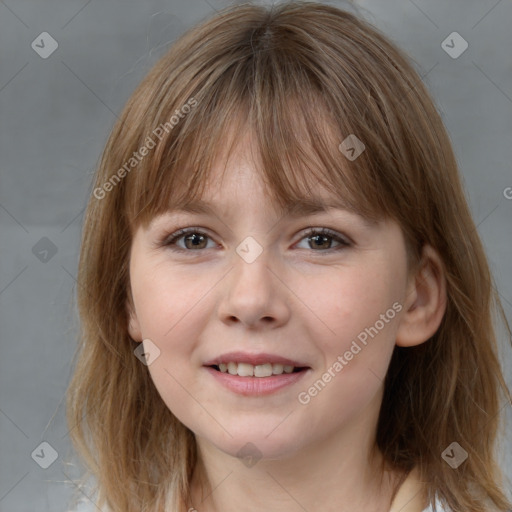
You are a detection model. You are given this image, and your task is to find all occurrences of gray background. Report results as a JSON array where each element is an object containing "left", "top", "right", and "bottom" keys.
[{"left": 1, "top": 0, "right": 511, "bottom": 510}]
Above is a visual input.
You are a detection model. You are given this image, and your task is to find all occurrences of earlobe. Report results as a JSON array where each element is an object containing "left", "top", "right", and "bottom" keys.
[
  {"left": 395, "top": 244, "right": 447, "bottom": 347},
  {"left": 127, "top": 304, "right": 142, "bottom": 342}
]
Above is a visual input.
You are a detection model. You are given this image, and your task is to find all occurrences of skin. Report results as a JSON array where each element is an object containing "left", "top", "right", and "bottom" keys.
[{"left": 127, "top": 129, "right": 447, "bottom": 512}]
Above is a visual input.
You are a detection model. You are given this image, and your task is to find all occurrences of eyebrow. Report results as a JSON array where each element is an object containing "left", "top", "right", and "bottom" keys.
[
  {"left": 178, "top": 197, "right": 350, "bottom": 213},
  {"left": 154, "top": 198, "right": 377, "bottom": 228}
]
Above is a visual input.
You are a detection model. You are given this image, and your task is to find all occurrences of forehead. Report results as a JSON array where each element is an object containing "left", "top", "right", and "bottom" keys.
[
  {"left": 193, "top": 129, "right": 328, "bottom": 200},
  {"left": 129, "top": 98, "right": 387, "bottom": 234},
  {"left": 159, "top": 128, "right": 368, "bottom": 219}
]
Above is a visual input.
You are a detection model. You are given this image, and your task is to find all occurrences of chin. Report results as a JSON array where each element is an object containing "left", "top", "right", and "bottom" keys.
[{"left": 199, "top": 426, "right": 308, "bottom": 463}]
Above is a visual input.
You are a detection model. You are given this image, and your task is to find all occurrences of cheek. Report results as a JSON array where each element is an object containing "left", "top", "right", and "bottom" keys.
[
  {"left": 130, "top": 261, "right": 215, "bottom": 346},
  {"left": 293, "top": 261, "right": 404, "bottom": 407},
  {"left": 292, "top": 282, "right": 400, "bottom": 438},
  {"left": 129, "top": 263, "right": 218, "bottom": 428},
  {"left": 293, "top": 261, "right": 402, "bottom": 351}
]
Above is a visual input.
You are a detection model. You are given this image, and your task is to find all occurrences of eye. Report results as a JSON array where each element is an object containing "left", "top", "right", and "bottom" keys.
[
  {"left": 162, "top": 228, "right": 217, "bottom": 251},
  {"left": 160, "top": 227, "right": 351, "bottom": 253},
  {"left": 295, "top": 228, "right": 350, "bottom": 252}
]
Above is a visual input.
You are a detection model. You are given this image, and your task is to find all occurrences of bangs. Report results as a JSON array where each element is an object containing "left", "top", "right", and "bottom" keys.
[{"left": 121, "top": 7, "right": 409, "bottom": 234}]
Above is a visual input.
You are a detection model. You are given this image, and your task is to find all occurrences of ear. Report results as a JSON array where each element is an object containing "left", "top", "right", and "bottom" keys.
[
  {"left": 396, "top": 244, "right": 447, "bottom": 347},
  {"left": 126, "top": 297, "right": 142, "bottom": 342}
]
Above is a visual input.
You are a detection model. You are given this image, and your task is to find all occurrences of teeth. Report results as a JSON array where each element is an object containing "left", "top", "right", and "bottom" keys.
[
  {"left": 216, "top": 362, "right": 298, "bottom": 377},
  {"left": 272, "top": 363, "right": 284, "bottom": 375},
  {"left": 254, "top": 363, "right": 272, "bottom": 377},
  {"left": 237, "top": 363, "right": 254, "bottom": 377}
]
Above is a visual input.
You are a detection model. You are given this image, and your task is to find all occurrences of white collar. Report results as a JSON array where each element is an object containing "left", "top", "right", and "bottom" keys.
[{"left": 389, "top": 466, "right": 428, "bottom": 512}]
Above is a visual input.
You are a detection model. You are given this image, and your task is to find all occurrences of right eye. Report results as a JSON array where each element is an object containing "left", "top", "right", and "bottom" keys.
[{"left": 162, "top": 228, "right": 218, "bottom": 251}]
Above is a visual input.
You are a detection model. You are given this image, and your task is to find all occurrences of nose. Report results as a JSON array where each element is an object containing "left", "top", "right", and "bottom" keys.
[{"left": 217, "top": 247, "right": 291, "bottom": 330}]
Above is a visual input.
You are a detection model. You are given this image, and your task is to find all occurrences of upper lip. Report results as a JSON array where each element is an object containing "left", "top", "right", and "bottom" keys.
[{"left": 203, "top": 351, "right": 310, "bottom": 368}]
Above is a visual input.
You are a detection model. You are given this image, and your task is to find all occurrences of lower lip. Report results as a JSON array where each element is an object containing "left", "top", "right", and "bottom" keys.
[{"left": 204, "top": 367, "right": 310, "bottom": 396}]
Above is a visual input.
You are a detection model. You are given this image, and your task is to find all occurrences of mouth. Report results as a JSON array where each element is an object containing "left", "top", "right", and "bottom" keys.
[
  {"left": 203, "top": 352, "right": 311, "bottom": 395},
  {"left": 209, "top": 362, "right": 308, "bottom": 377}
]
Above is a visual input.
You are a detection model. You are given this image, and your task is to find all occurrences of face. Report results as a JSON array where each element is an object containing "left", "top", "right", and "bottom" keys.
[{"left": 127, "top": 130, "right": 411, "bottom": 461}]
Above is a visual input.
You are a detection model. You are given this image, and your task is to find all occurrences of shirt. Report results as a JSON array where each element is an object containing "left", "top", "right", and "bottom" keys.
[
  {"left": 422, "top": 497, "right": 449, "bottom": 511},
  {"left": 390, "top": 466, "right": 449, "bottom": 512}
]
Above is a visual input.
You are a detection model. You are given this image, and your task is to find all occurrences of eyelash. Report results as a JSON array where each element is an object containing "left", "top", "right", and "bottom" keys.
[{"left": 160, "top": 227, "right": 351, "bottom": 254}]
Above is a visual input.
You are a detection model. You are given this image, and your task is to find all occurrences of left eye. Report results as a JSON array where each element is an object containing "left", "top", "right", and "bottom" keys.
[{"left": 295, "top": 228, "right": 350, "bottom": 251}]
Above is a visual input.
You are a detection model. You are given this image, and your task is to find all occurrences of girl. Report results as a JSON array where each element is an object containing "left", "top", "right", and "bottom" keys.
[{"left": 65, "top": 2, "right": 512, "bottom": 511}]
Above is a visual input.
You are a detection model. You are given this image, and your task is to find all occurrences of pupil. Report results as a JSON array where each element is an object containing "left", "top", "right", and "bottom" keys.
[
  {"left": 186, "top": 234, "right": 205, "bottom": 249},
  {"left": 311, "top": 235, "right": 329, "bottom": 249}
]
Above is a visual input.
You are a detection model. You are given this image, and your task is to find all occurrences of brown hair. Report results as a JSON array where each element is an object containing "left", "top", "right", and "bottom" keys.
[{"left": 65, "top": 2, "right": 512, "bottom": 511}]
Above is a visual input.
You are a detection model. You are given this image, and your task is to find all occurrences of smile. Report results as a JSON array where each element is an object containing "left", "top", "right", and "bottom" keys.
[
  {"left": 203, "top": 352, "right": 311, "bottom": 395},
  {"left": 211, "top": 362, "right": 304, "bottom": 377}
]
